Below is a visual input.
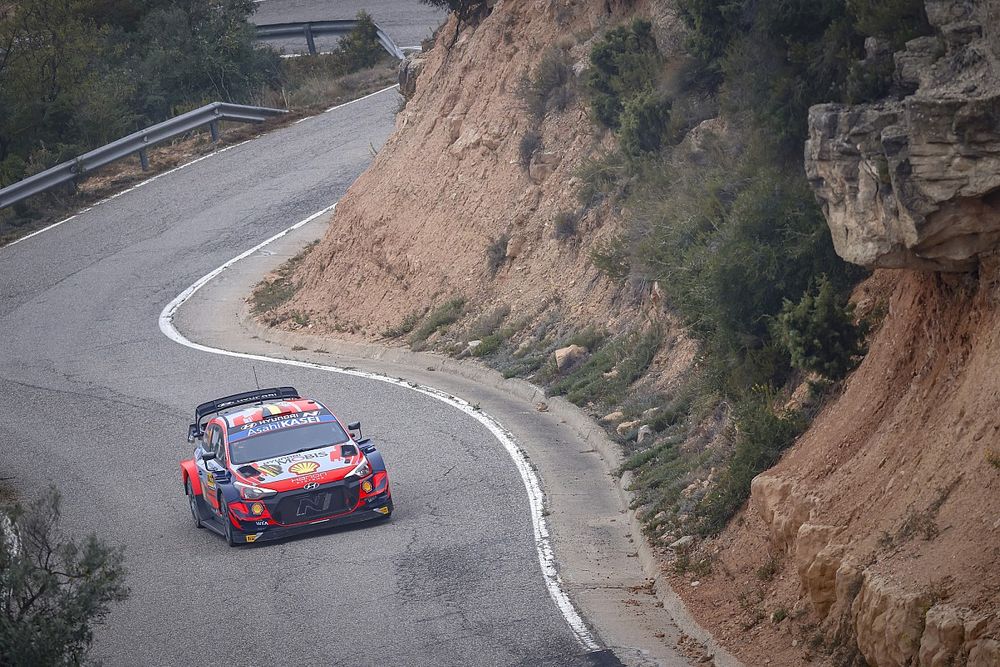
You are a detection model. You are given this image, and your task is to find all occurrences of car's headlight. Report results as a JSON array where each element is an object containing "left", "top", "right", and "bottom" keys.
[
  {"left": 234, "top": 480, "right": 277, "bottom": 500},
  {"left": 348, "top": 459, "right": 371, "bottom": 479}
]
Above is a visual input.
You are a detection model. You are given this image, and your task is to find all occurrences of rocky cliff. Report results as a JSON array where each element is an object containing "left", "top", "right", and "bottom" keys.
[
  {"left": 681, "top": 2, "right": 1000, "bottom": 665},
  {"left": 805, "top": 0, "right": 1000, "bottom": 271}
]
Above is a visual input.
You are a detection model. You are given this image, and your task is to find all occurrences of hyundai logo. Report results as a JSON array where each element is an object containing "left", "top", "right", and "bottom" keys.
[{"left": 303, "top": 482, "right": 319, "bottom": 490}]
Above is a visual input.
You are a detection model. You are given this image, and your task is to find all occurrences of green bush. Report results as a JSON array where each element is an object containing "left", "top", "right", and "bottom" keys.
[
  {"left": 586, "top": 20, "right": 661, "bottom": 129},
  {"left": 619, "top": 90, "right": 671, "bottom": 157},
  {"left": 0, "top": 488, "right": 129, "bottom": 665},
  {"left": 777, "top": 275, "right": 865, "bottom": 380},
  {"left": 409, "top": 298, "right": 466, "bottom": 345},
  {"left": 697, "top": 389, "right": 806, "bottom": 534},
  {"left": 522, "top": 47, "right": 575, "bottom": 121}
]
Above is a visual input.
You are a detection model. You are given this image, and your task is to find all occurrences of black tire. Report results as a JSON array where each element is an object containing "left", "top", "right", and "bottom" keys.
[
  {"left": 186, "top": 479, "right": 203, "bottom": 529},
  {"left": 220, "top": 496, "right": 239, "bottom": 547}
]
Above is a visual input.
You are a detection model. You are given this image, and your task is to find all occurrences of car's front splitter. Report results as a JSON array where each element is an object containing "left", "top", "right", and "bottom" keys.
[{"left": 235, "top": 498, "right": 393, "bottom": 544}]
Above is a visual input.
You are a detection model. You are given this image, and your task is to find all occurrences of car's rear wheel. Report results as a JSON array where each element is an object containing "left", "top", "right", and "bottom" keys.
[
  {"left": 186, "top": 479, "right": 203, "bottom": 529},
  {"left": 219, "top": 497, "right": 239, "bottom": 547}
]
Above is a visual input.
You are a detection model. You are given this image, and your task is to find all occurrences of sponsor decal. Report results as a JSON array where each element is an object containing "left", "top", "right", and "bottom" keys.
[
  {"left": 259, "top": 449, "right": 328, "bottom": 467},
  {"left": 250, "top": 502, "right": 265, "bottom": 516},
  {"left": 245, "top": 533, "right": 260, "bottom": 543},
  {"left": 205, "top": 472, "right": 216, "bottom": 490},
  {"left": 289, "top": 461, "right": 320, "bottom": 476},
  {"left": 253, "top": 463, "right": 282, "bottom": 477},
  {"left": 361, "top": 480, "right": 373, "bottom": 494},
  {"left": 242, "top": 413, "right": 322, "bottom": 437},
  {"left": 255, "top": 520, "right": 268, "bottom": 526},
  {"left": 303, "top": 482, "right": 319, "bottom": 490},
  {"left": 296, "top": 493, "right": 333, "bottom": 517},
  {"left": 375, "top": 506, "right": 390, "bottom": 515},
  {"left": 294, "top": 472, "right": 329, "bottom": 485}
]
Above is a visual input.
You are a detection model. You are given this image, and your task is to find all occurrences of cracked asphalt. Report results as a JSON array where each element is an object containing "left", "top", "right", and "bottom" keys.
[{"left": 0, "top": 76, "right": 616, "bottom": 667}]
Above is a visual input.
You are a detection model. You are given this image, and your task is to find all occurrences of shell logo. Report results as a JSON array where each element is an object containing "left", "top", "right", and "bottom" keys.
[{"left": 289, "top": 461, "right": 320, "bottom": 476}]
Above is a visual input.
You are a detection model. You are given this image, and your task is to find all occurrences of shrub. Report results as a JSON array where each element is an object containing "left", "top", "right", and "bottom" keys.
[
  {"left": 697, "top": 389, "right": 806, "bottom": 534},
  {"left": 383, "top": 310, "right": 423, "bottom": 338},
  {"left": 336, "top": 12, "right": 385, "bottom": 70},
  {"left": 549, "top": 329, "right": 660, "bottom": 406},
  {"left": 589, "top": 235, "right": 630, "bottom": 280},
  {"left": 576, "top": 150, "right": 630, "bottom": 206},
  {"left": 410, "top": 298, "right": 466, "bottom": 345},
  {"left": 485, "top": 234, "right": 509, "bottom": 276},
  {"left": 0, "top": 488, "right": 129, "bottom": 665},
  {"left": 776, "top": 275, "right": 866, "bottom": 381},
  {"left": 250, "top": 241, "right": 318, "bottom": 316},
  {"left": 586, "top": 19, "right": 661, "bottom": 129},
  {"left": 553, "top": 210, "right": 578, "bottom": 240},
  {"left": 619, "top": 90, "right": 671, "bottom": 157},
  {"left": 519, "top": 130, "right": 542, "bottom": 168},
  {"left": 522, "top": 47, "right": 575, "bottom": 121}
]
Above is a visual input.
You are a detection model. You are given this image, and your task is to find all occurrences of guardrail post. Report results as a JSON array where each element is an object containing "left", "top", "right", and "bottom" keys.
[
  {"left": 209, "top": 120, "right": 220, "bottom": 143},
  {"left": 304, "top": 23, "right": 317, "bottom": 55},
  {"left": 138, "top": 148, "right": 149, "bottom": 171}
]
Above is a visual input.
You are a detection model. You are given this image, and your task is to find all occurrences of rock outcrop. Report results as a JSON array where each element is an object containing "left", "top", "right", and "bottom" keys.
[{"left": 805, "top": 0, "right": 1000, "bottom": 271}]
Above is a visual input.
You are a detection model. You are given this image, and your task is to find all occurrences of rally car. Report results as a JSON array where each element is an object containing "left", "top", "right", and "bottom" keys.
[{"left": 180, "top": 386, "right": 392, "bottom": 546}]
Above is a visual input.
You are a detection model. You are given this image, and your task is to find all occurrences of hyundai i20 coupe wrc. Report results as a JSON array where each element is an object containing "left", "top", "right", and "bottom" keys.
[{"left": 180, "top": 386, "right": 392, "bottom": 546}]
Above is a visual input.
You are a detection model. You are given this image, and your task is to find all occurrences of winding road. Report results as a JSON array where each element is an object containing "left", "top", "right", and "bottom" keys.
[
  {"left": 0, "top": 87, "right": 620, "bottom": 664},
  {"left": 0, "top": 2, "right": 719, "bottom": 665}
]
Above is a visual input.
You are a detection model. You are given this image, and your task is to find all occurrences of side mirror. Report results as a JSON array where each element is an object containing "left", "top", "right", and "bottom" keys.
[
  {"left": 347, "top": 421, "right": 362, "bottom": 439},
  {"left": 187, "top": 423, "right": 201, "bottom": 443},
  {"left": 201, "top": 451, "right": 217, "bottom": 462}
]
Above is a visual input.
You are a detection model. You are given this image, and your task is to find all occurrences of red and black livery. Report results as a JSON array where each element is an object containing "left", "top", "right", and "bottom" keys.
[{"left": 180, "top": 386, "right": 392, "bottom": 546}]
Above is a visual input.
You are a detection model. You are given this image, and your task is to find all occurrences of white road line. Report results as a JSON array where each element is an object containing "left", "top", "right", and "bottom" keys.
[
  {"left": 3, "top": 85, "right": 400, "bottom": 250},
  {"left": 157, "top": 204, "right": 601, "bottom": 653}
]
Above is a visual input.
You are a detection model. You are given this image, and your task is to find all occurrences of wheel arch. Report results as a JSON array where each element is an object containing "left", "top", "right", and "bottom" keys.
[{"left": 180, "top": 459, "right": 201, "bottom": 495}]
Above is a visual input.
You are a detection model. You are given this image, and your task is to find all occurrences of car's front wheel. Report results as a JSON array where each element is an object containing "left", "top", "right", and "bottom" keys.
[
  {"left": 219, "top": 497, "right": 240, "bottom": 547},
  {"left": 186, "top": 479, "right": 203, "bottom": 529}
]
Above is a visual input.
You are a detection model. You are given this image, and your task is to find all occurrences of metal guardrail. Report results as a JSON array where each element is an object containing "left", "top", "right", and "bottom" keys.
[
  {"left": 0, "top": 102, "right": 287, "bottom": 211},
  {"left": 255, "top": 20, "right": 405, "bottom": 60}
]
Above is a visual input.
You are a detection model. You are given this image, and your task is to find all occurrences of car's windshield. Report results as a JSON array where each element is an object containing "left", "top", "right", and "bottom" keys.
[{"left": 228, "top": 421, "right": 350, "bottom": 465}]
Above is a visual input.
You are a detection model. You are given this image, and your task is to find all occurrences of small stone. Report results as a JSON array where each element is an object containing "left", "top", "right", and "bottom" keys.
[
  {"left": 599, "top": 411, "right": 625, "bottom": 424},
  {"left": 670, "top": 535, "right": 695, "bottom": 550},
  {"left": 535, "top": 402, "right": 548, "bottom": 412},
  {"left": 616, "top": 420, "right": 641, "bottom": 436},
  {"left": 690, "top": 581, "right": 700, "bottom": 587},
  {"left": 554, "top": 344, "right": 587, "bottom": 371},
  {"left": 637, "top": 425, "right": 655, "bottom": 444},
  {"left": 792, "top": 639, "right": 798, "bottom": 648}
]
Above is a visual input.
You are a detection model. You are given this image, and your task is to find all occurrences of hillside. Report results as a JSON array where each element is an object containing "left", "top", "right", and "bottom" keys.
[{"left": 253, "top": 0, "right": 1000, "bottom": 664}]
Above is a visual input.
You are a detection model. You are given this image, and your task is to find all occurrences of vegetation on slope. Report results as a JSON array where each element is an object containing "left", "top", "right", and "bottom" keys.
[{"left": 572, "top": 3, "right": 930, "bottom": 536}]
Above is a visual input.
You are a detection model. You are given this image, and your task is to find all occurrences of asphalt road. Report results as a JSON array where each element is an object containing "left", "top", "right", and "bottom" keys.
[
  {"left": 0, "top": 84, "right": 614, "bottom": 666},
  {"left": 253, "top": 0, "right": 446, "bottom": 53}
]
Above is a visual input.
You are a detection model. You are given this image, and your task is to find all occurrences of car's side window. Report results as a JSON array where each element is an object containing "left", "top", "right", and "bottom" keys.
[
  {"left": 216, "top": 431, "right": 228, "bottom": 468},
  {"left": 204, "top": 424, "right": 221, "bottom": 462}
]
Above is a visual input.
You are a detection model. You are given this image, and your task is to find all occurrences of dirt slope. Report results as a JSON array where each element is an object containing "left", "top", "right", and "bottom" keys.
[
  {"left": 270, "top": 0, "right": 679, "bottom": 337},
  {"left": 671, "top": 266, "right": 1000, "bottom": 666}
]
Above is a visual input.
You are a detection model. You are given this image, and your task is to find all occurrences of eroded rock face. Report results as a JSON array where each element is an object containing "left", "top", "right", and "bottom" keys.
[{"left": 805, "top": 0, "right": 1000, "bottom": 271}]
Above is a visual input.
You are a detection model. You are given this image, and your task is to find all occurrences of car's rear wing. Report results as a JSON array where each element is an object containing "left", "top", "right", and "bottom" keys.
[{"left": 188, "top": 386, "right": 300, "bottom": 442}]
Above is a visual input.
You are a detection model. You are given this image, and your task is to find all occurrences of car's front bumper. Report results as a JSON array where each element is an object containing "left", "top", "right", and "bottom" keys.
[{"left": 236, "top": 495, "right": 392, "bottom": 544}]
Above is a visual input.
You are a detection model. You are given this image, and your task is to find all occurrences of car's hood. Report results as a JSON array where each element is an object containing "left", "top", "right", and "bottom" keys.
[{"left": 232, "top": 443, "right": 364, "bottom": 491}]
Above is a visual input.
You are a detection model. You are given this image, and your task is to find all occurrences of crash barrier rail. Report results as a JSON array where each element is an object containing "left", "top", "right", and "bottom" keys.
[
  {"left": 0, "top": 102, "right": 287, "bottom": 211},
  {"left": 255, "top": 19, "right": 405, "bottom": 60}
]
